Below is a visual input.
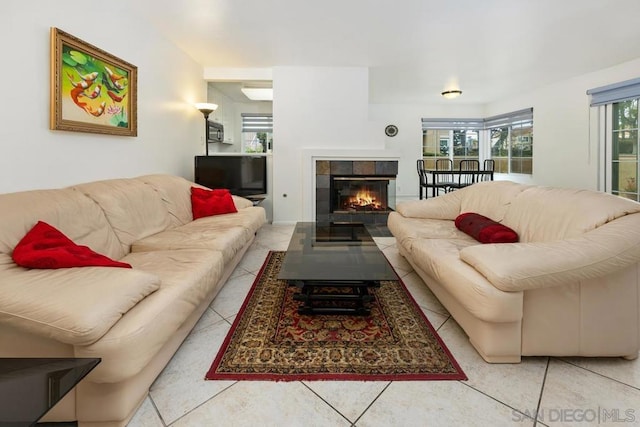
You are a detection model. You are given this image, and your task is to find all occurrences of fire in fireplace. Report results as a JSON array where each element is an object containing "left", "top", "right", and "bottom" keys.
[{"left": 332, "top": 177, "right": 393, "bottom": 213}]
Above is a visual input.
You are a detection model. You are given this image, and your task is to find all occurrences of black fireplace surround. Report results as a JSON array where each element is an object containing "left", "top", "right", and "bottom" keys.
[{"left": 316, "top": 160, "right": 398, "bottom": 224}]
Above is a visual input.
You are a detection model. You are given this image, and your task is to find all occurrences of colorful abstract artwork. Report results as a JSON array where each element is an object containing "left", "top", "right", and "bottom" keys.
[{"left": 50, "top": 28, "right": 137, "bottom": 136}]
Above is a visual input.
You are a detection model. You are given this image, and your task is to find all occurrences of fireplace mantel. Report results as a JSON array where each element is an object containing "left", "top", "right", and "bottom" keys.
[{"left": 303, "top": 149, "right": 402, "bottom": 161}]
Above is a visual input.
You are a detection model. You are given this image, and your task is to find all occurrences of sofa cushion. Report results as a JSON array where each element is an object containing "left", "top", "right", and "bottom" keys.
[
  {"left": 394, "top": 181, "right": 527, "bottom": 222},
  {"left": 72, "top": 178, "right": 172, "bottom": 252},
  {"left": 458, "top": 181, "right": 530, "bottom": 222},
  {"left": 133, "top": 224, "right": 249, "bottom": 264},
  {"left": 0, "top": 188, "right": 124, "bottom": 261},
  {"left": 395, "top": 192, "right": 463, "bottom": 220},
  {"left": 387, "top": 213, "right": 475, "bottom": 252},
  {"left": 0, "top": 254, "right": 159, "bottom": 346},
  {"left": 460, "top": 213, "right": 640, "bottom": 292},
  {"left": 137, "top": 175, "right": 255, "bottom": 224},
  {"left": 74, "top": 249, "right": 225, "bottom": 383},
  {"left": 12, "top": 221, "right": 131, "bottom": 269},
  {"left": 503, "top": 186, "right": 640, "bottom": 242},
  {"left": 191, "top": 187, "right": 237, "bottom": 219},
  {"left": 455, "top": 213, "right": 518, "bottom": 244},
  {"left": 137, "top": 175, "right": 199, "bottom": 227},
  {"left": 132, "top": 208, "right": 265, "bottom": 263}
]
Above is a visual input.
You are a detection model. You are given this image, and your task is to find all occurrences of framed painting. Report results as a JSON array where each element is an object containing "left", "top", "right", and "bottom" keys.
[{"left": 50, "top": 28, "right": 137, "bottom": 136}]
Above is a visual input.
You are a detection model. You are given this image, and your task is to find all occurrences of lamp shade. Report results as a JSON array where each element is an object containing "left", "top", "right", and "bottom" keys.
[{"left": 195, "top": 103, "right": 219, "bottom": 115}]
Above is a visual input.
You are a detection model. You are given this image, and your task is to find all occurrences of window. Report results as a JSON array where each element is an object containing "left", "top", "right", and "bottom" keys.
[
  {"left": 485, "top": 110, "right": 533, "bottom": 174},
  {"left": 452, "top": 130, "right": 479, "bottom": 166},
  {"left": 241, "top": 113, "right": 273, "bottom": 153},
  {"left": 588, "top": 78, "right": 640, "bottom": 201},
  {"left": 421, "top": 109, "right": 533, "bottom": 174},
  {"left": 422, "top": 129, "right": 451, "bottom": 169},
  {"left": 423, "top": 130, "right": 481, "bottom": 168},
  {"left": 611, "top": 100, "right": 639, "bottom": 200}
]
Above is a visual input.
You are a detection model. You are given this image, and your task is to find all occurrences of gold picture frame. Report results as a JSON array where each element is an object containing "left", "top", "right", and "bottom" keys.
[{"left": 50, "top": 28, "right": 137, "bottom": 136}]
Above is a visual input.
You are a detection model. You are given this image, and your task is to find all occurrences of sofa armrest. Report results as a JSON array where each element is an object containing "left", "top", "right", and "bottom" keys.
[
  {"left": 0, "top": 254, "right": 160, "bottom": 346},
  {"left": 396, "top": 190, "right": 463, "bottom": 220},
  {"left": 459, "top": 214, "right": 640, "bottom": 292},
  {"left": 232, "top": 195, "right": 254, "bottom": 209}
]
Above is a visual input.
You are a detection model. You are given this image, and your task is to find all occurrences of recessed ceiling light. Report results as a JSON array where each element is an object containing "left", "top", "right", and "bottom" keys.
[
  {"left": 241, "top": 88, "right": 273, "bottom": 101},
  {"left": 441, "top": 90, "right": 462, "bottom": 99}
]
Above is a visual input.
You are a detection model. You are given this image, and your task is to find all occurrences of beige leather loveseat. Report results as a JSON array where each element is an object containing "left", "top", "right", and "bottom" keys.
[
  {"left": 388, "top": 181, "right": 640, "bottom": 363},
  {"left": 0, "top": 174, "right": 266, "bottom": 426}
]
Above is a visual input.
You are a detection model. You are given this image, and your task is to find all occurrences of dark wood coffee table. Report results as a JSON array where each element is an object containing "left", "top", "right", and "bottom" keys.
[{"left": 277, "top": 222, "right": 397, "bottom": 315}]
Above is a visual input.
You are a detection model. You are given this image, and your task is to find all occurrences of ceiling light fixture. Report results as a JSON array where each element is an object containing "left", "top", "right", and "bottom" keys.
[
  {"left": 441, "top": 90, "right": 462, "bottom": 99},
  {"left": 241, "top": 87, "right": 273, "bottom": 101}
]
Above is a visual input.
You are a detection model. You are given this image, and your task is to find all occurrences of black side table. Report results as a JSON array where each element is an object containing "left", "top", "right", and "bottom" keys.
[{"left": 0, "top": 358, "right": 100, "bottom": 426}]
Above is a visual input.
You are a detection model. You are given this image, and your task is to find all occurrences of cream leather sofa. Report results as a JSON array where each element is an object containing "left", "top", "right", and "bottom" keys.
[
  {"left": 388, "top": 181, "right": 640, "bottom": 363},
  {"left": 0, "top": 174, "right": 266, "bottom": 426}
]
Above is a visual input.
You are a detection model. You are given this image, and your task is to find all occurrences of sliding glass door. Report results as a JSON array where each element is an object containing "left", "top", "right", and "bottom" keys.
[{"left": 606, "top": 99, "right": 639, "bottom": 201}]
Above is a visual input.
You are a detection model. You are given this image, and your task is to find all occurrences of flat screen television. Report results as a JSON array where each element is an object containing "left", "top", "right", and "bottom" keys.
[{"left": 194, "top": 155, "right": 267, "bottom": 197}]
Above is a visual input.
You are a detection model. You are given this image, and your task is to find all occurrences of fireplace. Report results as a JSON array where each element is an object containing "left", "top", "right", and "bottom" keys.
[
  {"left": 331, "top": 177, "right": 393, "bottom": 213},
  {"left": 316, "top": 160, "right": 398, "bottom": 224}
]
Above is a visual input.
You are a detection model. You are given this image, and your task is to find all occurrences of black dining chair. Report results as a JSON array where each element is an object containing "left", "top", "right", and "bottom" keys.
[
  {"left": 478, "top": 159, "right": 495, "bottom": 182},
  {"left": 417, "top": 159, "right": 453, "bottom": 199},
  {"left": 417, "top": 159, "right": 428, "bottom": 199},
  {"left": 448, "top": 159, "right": 480, "bottom": 191},
  {"left": 433, "top": 158, "right": 456, "bottom": 195}
]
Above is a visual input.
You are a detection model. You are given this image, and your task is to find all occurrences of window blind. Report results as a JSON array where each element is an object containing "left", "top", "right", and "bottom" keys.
[
  {"left": 483, "top": 108, "right": 533, "bottom": 129},
  {"left": 421, "top": 108, "right": 533, "bottom": 130},
  {"left": 241, "top": 113, "right": 273, "bottom": 132},
  {"left": 587, "top": 77, "right": 640, "bottom": 107},
  {"left": 421, "top": 118, "right": 484, "bottom": 130}
]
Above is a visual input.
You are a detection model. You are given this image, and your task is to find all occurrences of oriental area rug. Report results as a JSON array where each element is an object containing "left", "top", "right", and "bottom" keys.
[{"left": 205, "top": 251, "right": 466, "bottom": 381}]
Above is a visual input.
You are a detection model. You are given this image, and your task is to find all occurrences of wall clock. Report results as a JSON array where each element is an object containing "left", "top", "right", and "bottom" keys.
[{"left": 385, "top": 125, "right": 398, "bottom": 137}]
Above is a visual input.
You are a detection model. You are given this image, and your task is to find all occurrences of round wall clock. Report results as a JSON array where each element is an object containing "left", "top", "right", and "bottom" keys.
[{"left": 385, "top": 125, "right": 398, "bottom": 137}]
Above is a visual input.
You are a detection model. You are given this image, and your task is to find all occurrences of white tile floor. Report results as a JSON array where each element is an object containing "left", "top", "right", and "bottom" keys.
[{"left": 128, "top": 224, "right": 640, "bottom": 427}]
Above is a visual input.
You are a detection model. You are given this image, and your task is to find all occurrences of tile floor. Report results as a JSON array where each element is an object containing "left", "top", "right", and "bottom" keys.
[{"left": 128, "top": 224, "right": 640, "bottom": 427}]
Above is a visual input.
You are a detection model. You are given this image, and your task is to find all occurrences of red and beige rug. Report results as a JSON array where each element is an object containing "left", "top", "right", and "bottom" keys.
[{"left": 206, "top": 251, "right": 466, "bottom": 381}]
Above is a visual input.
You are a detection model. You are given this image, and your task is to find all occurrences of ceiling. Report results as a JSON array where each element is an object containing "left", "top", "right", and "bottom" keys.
[{"left": 135, "top": 0, "right": 640, "bottom": 105}]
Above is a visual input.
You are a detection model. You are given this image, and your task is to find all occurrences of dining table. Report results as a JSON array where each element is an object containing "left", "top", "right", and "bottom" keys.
[{"left": 422, "top": 169, "right": 494, "bottom": 198}]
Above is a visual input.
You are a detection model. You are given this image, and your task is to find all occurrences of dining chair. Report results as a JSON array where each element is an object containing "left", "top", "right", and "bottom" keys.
[
  {"left": 479, "top": 159, "right": 495, "bottom": 182},
  {"left": 417, "top": 159, "right": 428, "bottom": 199},
  {"left": 448, "top": 159, "right": 480, "bottom": 191},
  {"left": 417, "top": 159, "right": 452, "bottom": 199},
  {"left": 434, "top": 158, "right": 456, "bottom": 194},
  {"left": 483, "top": 159, "right": 495, "bottom": 171}
]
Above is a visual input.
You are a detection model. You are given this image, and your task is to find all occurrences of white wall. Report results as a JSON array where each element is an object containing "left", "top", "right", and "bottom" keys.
[
  {"left": 272, "top": 66, "right": 380, "bottom": 223},
  {"left": 0, "top": 0, "right": 206, "bottom": 193},
  {"left": 486, "top": 57, "right": 640, "bottom": 191}
]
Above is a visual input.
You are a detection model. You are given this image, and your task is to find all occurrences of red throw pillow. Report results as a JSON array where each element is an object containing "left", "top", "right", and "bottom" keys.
[
  {"left": 191, "top": 187, "right": 238, "bottom": 219},
  {"left": 12, "top": 221, "right": 132, "bottom": 269},
  {"left": 454, "top": 212, "right": 519, "bottom": 244}
]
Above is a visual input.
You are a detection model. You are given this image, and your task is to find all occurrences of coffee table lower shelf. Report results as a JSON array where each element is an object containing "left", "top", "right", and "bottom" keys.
[{"left": 289, "top": 280, "right": 380, "bottom": 315}]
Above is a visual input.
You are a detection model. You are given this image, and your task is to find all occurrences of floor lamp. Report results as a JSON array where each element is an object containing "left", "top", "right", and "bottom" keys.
[{"left": 195, "top": 103, "right": 218, "bottom": 156}]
